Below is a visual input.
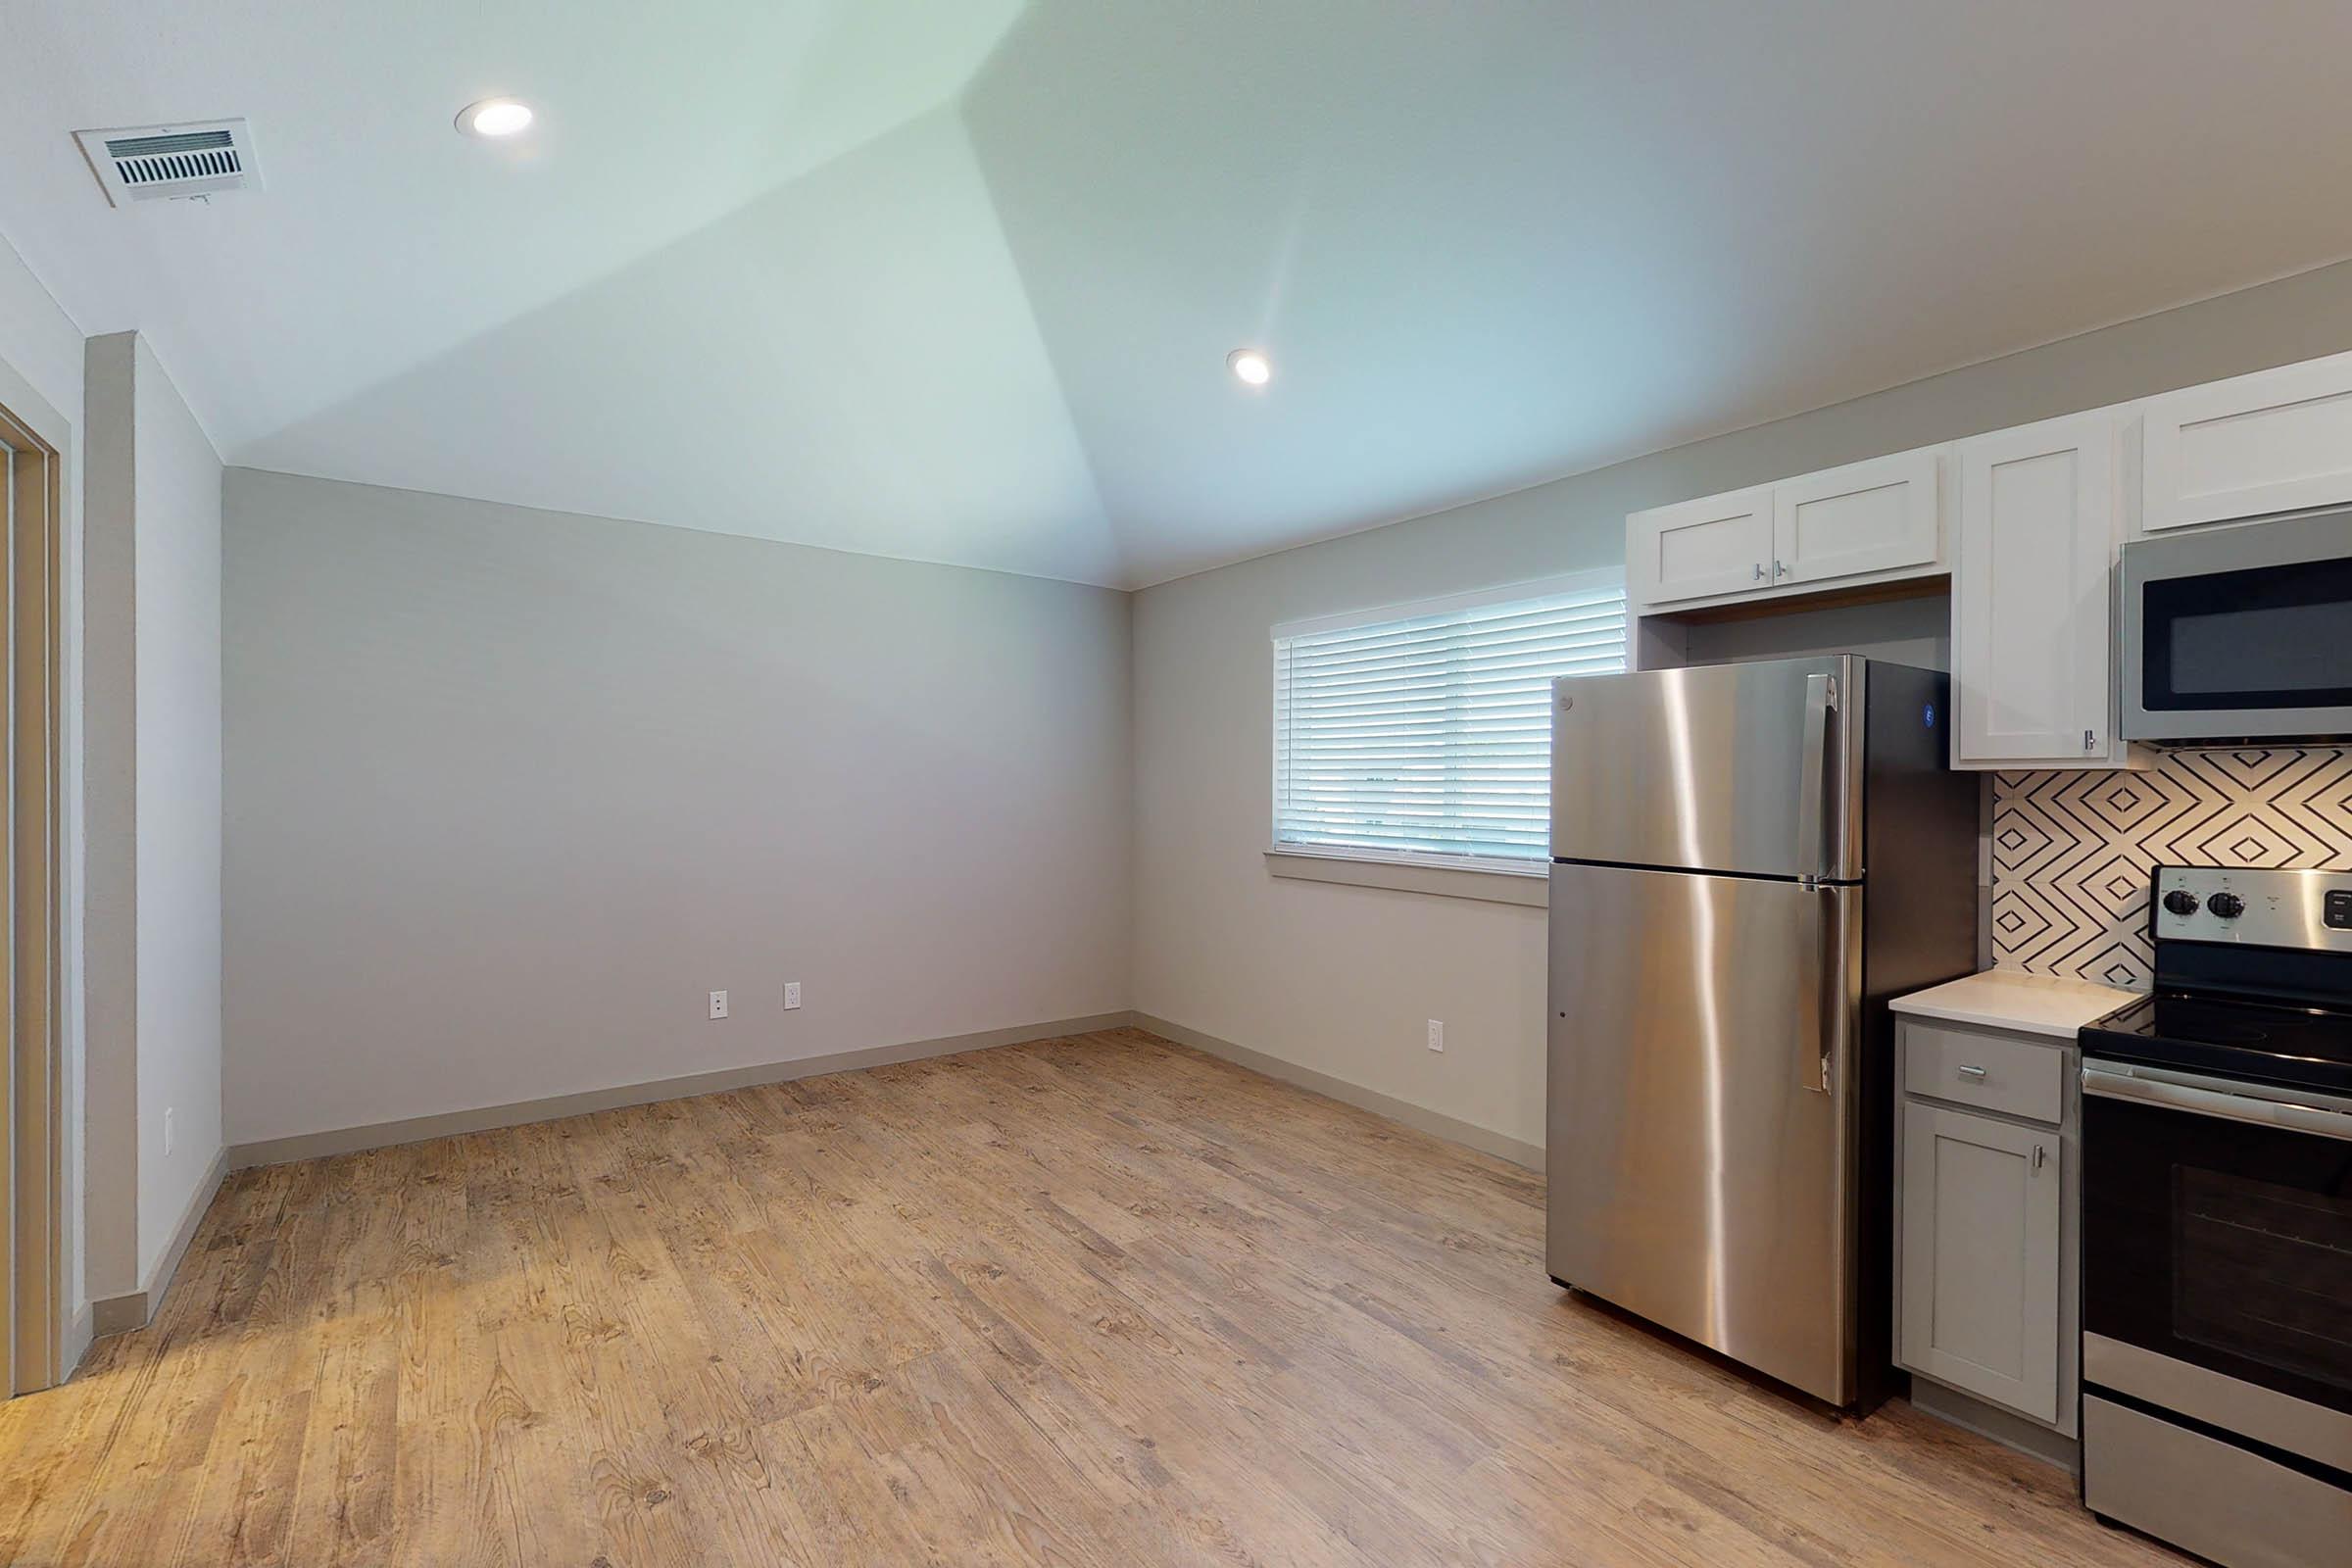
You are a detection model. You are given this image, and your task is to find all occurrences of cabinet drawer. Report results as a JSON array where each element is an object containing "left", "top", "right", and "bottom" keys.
[{"left": 1901, "top": 1022, "right": 2064, "bottom": 1123}]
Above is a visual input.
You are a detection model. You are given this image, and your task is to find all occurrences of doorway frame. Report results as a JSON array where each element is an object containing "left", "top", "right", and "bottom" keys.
[{"left": 1, "top": 392, "right": 63, "bottom": 1396}]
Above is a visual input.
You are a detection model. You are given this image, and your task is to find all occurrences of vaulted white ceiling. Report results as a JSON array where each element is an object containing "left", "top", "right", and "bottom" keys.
[{"left": 8, "top": 1, "right": 2352, "bottom": 587}]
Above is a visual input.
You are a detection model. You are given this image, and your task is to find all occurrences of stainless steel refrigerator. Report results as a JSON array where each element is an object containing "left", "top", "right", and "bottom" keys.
[{"left": 1545, "top": 655, "right": 1977, "bottom": 1408}]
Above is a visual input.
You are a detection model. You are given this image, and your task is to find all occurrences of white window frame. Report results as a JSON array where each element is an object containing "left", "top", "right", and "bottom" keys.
[{"left": 1266, "top": 567, "right": 1628, "bottom": 904}]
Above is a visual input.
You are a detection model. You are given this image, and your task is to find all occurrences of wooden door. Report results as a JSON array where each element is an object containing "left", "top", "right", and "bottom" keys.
[{"left": 1, "top": 395, "right": 62, "bottom": 1396}]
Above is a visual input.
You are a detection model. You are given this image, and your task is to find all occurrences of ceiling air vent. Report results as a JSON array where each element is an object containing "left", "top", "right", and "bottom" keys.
[{"left": 74, "top": 120, "right": 261, "bottom": 207}]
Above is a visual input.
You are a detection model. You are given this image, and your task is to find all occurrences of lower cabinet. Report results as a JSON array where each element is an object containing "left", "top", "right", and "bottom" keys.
[
  {"left": 1898, "top": 1102, "right": 2063, "bottom": 1422},
  {"left": 1893, "top": 1019, "right": 2080, "bottom": 1438}
]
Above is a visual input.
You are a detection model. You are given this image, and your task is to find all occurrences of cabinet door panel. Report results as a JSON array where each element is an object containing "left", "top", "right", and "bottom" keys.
[
  {"left": 1899, "top": 1102, "right": 2062, "bottom": 1422},
  {"left": 1954, "top": 413, "right": 2117, "bottom": 764},
  {"left": 1628, "top": 487, "right": 1772, "bottom": 609},
  {"left": 1773, "top": 449, "right": 1940, "bottom": 585},
  {"left": 2143, "top": 352, "right": 2352, "bottom": 531}
]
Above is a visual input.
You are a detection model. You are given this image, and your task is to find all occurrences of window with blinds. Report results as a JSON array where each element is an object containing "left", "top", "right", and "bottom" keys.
[{"left": 1271, "top": 570, "right": 1628, "bottom": 866}]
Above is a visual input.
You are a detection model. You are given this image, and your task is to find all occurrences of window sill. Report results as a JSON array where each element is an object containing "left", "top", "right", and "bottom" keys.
[{"left": 1263, "top": 849, "right": 1547, "bottom": 907}]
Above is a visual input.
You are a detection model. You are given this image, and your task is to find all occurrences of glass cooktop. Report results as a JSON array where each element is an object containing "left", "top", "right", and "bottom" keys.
[{"left": 2082, "top": 992, "right": 2352, "bottom": 1098}]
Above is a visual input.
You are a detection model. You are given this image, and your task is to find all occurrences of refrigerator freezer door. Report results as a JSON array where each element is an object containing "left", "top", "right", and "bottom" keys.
[
  {"left": 1549, "top": 656, "right": 1863, "bottom": 881},
  {"left": 1546, "top": 861, "right": 1861, "bottom": 1404}
]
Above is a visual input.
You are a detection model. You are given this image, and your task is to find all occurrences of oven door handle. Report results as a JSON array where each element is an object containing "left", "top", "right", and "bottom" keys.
[{"left": 2082, "top": 1064, "right": 2352, "bottom": 1143}]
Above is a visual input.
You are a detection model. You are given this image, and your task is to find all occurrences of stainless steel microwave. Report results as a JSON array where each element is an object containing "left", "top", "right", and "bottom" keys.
[{"left": 2121, "top": 508, "right": 2352, "bottom": 742}]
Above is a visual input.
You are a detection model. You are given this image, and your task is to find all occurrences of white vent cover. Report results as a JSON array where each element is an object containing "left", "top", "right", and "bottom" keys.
[{"left": 74, "top": 120, "right": 261, "bottom": 207}]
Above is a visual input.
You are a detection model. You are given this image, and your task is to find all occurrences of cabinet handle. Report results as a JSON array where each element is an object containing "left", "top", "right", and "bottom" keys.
[
  {"left": 2032, "top": 1144, "right": 2047, "bottom": 1173},
  {"left": 1773, "top": 559, "right": 1790, "bottom": 578},
  {"left": 1956, "top": 1064, "right": 1987, "bottom": 1081},
  {"left": 2083, "top": 728, "right": 2098, "bottom": 754},
  {"left": 1752, "top": 562, "right": 1768, "bottom": 581}
]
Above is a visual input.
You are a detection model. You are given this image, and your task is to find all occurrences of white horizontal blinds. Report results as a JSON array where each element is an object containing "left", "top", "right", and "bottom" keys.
[{"left": 1274, "top": 577, "right": 1627, "bottom": 862}]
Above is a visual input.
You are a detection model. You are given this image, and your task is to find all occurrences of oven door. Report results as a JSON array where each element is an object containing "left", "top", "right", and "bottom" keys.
[
  {"left": 2120, "top": 508, "right": 2352, "bottom": 741},
  {"left": 2082, "top": 1062, "right": 2352, "bottom": 1476}
]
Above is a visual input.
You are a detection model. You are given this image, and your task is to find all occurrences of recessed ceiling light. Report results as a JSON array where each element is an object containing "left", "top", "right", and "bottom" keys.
[
  {"left": 457, "top": 98, "right": 534, "bottom": 139},
  {"left": 1228, "top": 348, "right": 1273, "bottom": 387}
]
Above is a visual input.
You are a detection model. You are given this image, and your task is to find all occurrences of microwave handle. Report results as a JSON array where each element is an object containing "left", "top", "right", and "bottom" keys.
[{"left": 2082, "top": 1065, "right": 2352, "bottom": 1143}]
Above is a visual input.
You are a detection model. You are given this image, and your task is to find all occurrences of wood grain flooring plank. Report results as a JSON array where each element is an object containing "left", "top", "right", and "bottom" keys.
[{"left": 0, "top": 1030, "right": 2189, "bottom": 1567}]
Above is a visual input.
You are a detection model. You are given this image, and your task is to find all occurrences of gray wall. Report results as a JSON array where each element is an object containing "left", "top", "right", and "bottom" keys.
[
  {"left": 1132, "top": 256, "right": 2352, "bottom": 1154},
  {"left": 222, "top": 470, "right": 1132, "bottom": 1145},
  {"left": 130, "top": 339, "right": 222, "bottom": 1283},
  {"left": 81, "top": 332, "right": 224, "bottom": 1298}
]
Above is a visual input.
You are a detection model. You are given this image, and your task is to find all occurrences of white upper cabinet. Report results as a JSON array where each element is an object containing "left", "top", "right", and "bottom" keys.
[
  {"left": 1629, "top": 451, "right": 1944, "bottom": 612},
  {"left": 1628, "top": 485, "right": 1774, "bottom": 608},
  {"left": 2141, "top": 350, "right": 2352, "bottom": 532},
  {"left": 1625, "top": 351, "right": 2352, "bottom": 708},
  {"left": 1773, "top": 449, "right": 1941, "bottom": 586},
  {"left": 1952, "top": 412, "right": 2137, "bottom": 769}
]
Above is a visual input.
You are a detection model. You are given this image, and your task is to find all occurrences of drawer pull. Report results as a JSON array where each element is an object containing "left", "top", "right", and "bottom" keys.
[{"left": 1956, "top": 1064, "right": 1988, "bottom": 1081}]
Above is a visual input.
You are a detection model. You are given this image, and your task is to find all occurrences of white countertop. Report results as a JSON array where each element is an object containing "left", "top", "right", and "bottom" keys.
[{"left": 1888, "top": 969, "right": 2141, "bottom": 1040}]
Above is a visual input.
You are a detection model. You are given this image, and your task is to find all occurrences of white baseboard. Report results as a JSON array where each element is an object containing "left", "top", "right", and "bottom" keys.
[
  {"left": 64, "top": 1303, "right": 93, "bottom": 1382},
  {"left": 1908, "top": 1378, "right": 2081, "bottom": 1473},
  {"left": 71, "top": 1012, "right": 1537, "bottom": 1366},
  {"left": 1135, "top": 1011, "right": 1543, "bottom": 1169},
  {"left": 226, "top": 1012, "right": 1141, "bottom": 1169},
  {"left": 88, "top": 1145, "right": 229, "bottom": 1343},
  {"left": 88, "top": 1291, "right": 144, "bottom": 1340}
]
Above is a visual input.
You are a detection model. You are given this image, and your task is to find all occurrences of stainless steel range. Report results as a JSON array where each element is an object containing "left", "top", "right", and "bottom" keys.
[{"left": 2079, "top": 866, "right": 2352, "bottom": 1566}]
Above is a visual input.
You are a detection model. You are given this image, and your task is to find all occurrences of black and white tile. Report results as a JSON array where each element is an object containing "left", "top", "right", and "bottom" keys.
[{"left": 1990, "top": 749, "right": 2352, "bottom": 989}]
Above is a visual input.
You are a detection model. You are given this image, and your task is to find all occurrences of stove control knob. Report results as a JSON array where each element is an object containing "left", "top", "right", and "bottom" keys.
[
  {"left": 2162, "top": 890, "right": 2200, "bottom": 916},
  {"left": 2206, "top": 891, "right": 2246, "bottom": 919}
]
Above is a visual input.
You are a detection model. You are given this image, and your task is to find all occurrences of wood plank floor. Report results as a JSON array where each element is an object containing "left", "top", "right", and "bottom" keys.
[{"left": 0, "top": 1028, "right": 2185, "bottom": 1567}]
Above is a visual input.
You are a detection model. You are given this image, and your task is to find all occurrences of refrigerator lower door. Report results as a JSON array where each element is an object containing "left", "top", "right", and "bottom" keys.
[{"left": 1546, "top": 861, "right": 1861, "bottom": 1404}]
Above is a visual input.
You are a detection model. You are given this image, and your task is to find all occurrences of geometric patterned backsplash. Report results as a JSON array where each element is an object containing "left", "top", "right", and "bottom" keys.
[{"left": 1990, "top": 749, "right": 2352, "bottom": 990}]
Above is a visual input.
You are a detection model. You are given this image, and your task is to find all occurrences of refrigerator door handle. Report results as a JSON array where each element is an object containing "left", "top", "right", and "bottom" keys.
[
  {"left": 1796, "top": 885, "right": 1844, "bottom": 1094},
  {"left": 1794, "top": 672, "right": 1838, "bottom": 880}
]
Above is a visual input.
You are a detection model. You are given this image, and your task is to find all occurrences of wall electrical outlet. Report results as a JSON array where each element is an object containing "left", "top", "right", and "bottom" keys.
[
  {"left": 783, "top": 982, "right": 802, "bottom": 1010},
  {"left": 164, "top": 1106, "right": 175, "bottom": 1156},
  {"left": 1427, "top": 1019, "right": 1445, "bottom": 1053},
  {"left": 709, "top": 990, "right": 729, "bottom": 1020}
]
